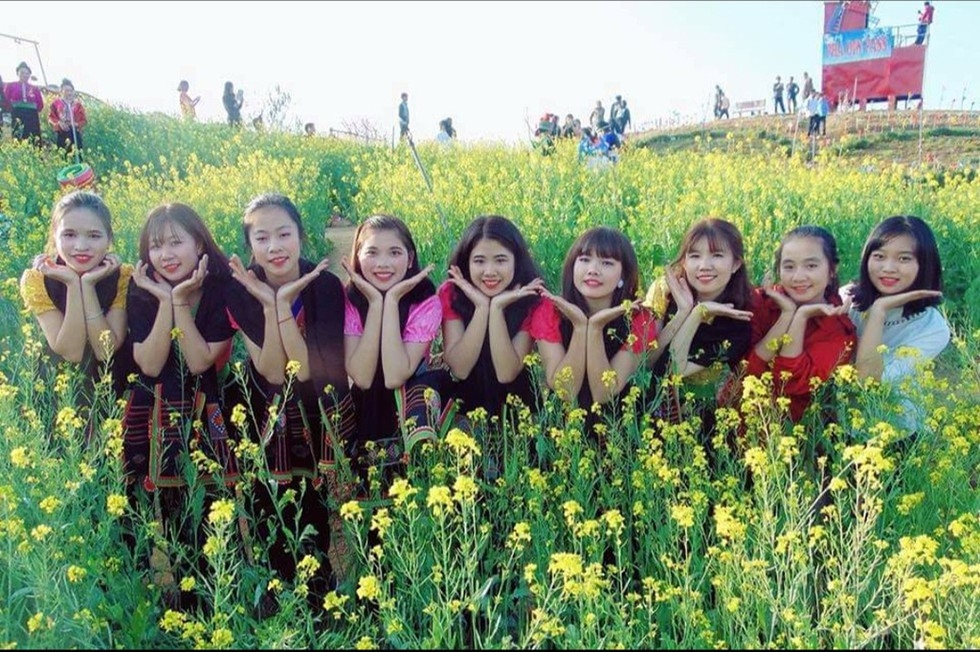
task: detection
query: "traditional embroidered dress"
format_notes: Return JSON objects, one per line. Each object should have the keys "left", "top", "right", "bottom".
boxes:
{"left": 225, "top": 259, "right": 355, "bottom": 484}
{"left": 345, "top": 287, "right": 448, "bottom": 498}
{"left": 121, "top": 273, "right": 238, "bottom": 490}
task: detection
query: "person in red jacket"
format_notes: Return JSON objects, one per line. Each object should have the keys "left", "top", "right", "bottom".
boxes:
{"left": 3, "top": 62, "right": 44, "bottom": 144}
{"left": 49, "top": 78, "right": 88, "bottom": 154}
{"left": 736, "top": 225, "right": 856, "bottom": 423}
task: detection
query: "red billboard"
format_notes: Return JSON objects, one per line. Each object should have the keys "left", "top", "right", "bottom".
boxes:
{"left": 821, "top": 1, "right": 925, "bottom": 109}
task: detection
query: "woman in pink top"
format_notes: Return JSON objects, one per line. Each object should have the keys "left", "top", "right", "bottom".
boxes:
{"left": 343, "top": 214, "right": 449, "bottom": 497}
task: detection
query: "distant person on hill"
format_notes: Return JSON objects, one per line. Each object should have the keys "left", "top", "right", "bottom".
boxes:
{"left": 773, "top": 75, "right": 786, "bottom": 114}
{"left": 177, "top": 80, "right": 200, "bottom": 121}
{"left": 787, "top": 76, "right": 800, "bottom": 113}
{"left": 577, "top": 127, "right": 599, "bottom": 160}
{"left": 806, "top": 92, "right": 820, "bottom": 136}
{"left": 436, "top": 117, "right": 456, "bottom": 145}
{"left": 718, "top": 93, "right": 730, "bottom": 120}
{"left": 589, "top": 100, "right": 605, "bottom": 130}
{"left": 560, "top": 113, "right": 576, "bottom": 139}
{"left": 802, "top": 72, "right": 815, "bottom": 101}
{"left": 5, "top": 62, "right": 44, "bottom": 144}
{"left": 915, "top": 1, "right": 934, "bottom": 45}
{"left": 304, "top": 122, "right": 316, "bottom": 136}
{"left": 48, "top": 79, "right": 87, "bottom": 154}
{"left": 398, "top": 92, "right": 410, "bottom": 139}
{"left": 714, "top": 85, "right": 724, "bottom": 118}
{"left": 617, "top": 100, "right": 632, "bottom": 134}
{"left": 610, "top": 95, "right": 624, "bottom": 134}
{"left": 222, "top": 81, "right": 244, "bottom": 127}
{"left": 597, "top": 121, "right": 622, "bottom": 162}
{"left": 817, "top": 91, "right": 830, "bottom": 135}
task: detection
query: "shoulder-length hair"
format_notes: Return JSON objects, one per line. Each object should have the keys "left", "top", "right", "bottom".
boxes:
{"left": 560, "top": 226, "right": 640, "bottom": 347}
{"left": 138, "top": 203, "right": 229, "bottom": 279}
{"left": 852, "top": 215, "right": 943, "bottom": 317}
{"left": 774, "top": 225, "right": 842, "bottom": 302}
{"left": 346, "top": 214, "right": 435, "bottom": 327}
{"left": 671, "top": 217, "right": 752, "bottom": 309}
{"left": 447, "top": 215, "right": 541, "bottom": 335}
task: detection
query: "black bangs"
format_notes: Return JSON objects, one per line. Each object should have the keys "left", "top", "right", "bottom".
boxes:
{"left": 574, "top": 228, "right": 625, "bottom": 261}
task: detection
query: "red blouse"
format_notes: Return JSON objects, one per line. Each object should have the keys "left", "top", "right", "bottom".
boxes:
{"left": 743, "top": 288, "right": 856, "bottom": 422}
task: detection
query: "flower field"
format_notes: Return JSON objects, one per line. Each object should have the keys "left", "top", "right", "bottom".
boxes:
{"left": 0, "top": 103, "right": 978, "bottom": 649}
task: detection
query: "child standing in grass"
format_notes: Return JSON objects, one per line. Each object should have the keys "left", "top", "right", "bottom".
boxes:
{"left": 735, "top": 225, "right": 856, "bottom": 423}
{"left": 20, "top": 191, "right": 132, "bottom": 426}
{"left": 343, "top": 215, "right": 448, "bottom": 497}
{"left": 543, "top": 226, "right": 657, "bottom": 435}
{"left": 224, "top": 192, "right": 353, "bottom": 596}
{"left": 644, "top": 218, "right": 753, "bottom": 445}
{"left": 439, "top": 215, "right": 566, "bottom": 419}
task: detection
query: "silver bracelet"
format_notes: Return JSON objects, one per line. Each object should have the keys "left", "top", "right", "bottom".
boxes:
{"left": 85, "top": 312, "right": 103, "bottom": 321}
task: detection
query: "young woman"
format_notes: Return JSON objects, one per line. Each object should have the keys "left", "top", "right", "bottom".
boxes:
{"left": 738, "top": 226, "right": 856, "bottom": 423}
{"left": 121, "top": 202, "right": 238, "bottom": 607}
{"left": 122, "top": 203, "right": 238, "bottom": 491}
{"left": 544, "top": 226, "right": 657, "bottom": 434}
{"left": 4, "top": 62, "right": 43, "bottom": 143}
{"left": 645, "top": 218, "right": 753, "bottom": 428}
{"left": 222, "top": 81, "right": 244, "bottom": 127}
{"left": 177, "top": 80, "right": 200, "bottom": 121}
{"left": 343, "top": 215, "right": 447, "bottom": 496}
{"left": 224, "top": 192, "right": 351, "bottom": 595}
{"left": 845, "top": 215, "right": 948, "bottom": 383}
{"left": 48, "top": 78, "right": 87, "bottom": 152}
{"left": 20, "top": 191, "right": 131, "bottom": 420}
{"left": 439, "top": 215, "right": 566, "bottom": 419}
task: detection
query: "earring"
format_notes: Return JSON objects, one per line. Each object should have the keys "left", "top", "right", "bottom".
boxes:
{"left": 617, "top": 279, "right": 624, "bottom": 288}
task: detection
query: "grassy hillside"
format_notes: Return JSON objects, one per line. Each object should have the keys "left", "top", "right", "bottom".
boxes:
{"left": 631, "top": 110, "right": 980, "bottom": 170}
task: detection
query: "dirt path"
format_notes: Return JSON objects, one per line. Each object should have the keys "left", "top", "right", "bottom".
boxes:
{"left": 323, "top": 225, "right": 357, "bottom": 276}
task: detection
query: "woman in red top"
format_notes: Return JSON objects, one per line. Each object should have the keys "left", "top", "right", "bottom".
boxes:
{"left": 48, "top": 78, "right": 88, "bottom": 153}
{"left": 739, "top": 225, "right": 856, "bottom": 423}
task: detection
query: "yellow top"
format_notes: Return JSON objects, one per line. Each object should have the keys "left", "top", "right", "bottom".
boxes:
{"left": 20, "top": 264, "right": 133, "bottom": 315}
{"left": 643, "top": 276, "right": 670, "bottom": 319}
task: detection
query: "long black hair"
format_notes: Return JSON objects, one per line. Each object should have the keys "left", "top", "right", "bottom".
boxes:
{"left": 447, "top": 215, "right": 542, "bottom": 335}
{"left": 773, "top": 225, "right": 842, "bottom": 303}
{"left": 346, "top": 214, "right": 435, "bottom": 334}
{"left": 851, "top": 215, "right": 943, "bottom": 318}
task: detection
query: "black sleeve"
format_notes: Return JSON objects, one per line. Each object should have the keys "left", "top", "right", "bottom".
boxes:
{"left": 689, "top": 317, "right": 752, "bottom": 369}
{"left": 196, "top": 278, "right": 236, "bottom": 343}
{"left": 223, "top": 278, "right": 265, "bottom": 345}
{"left": 126, "top": 283, "right": 159, "bottom": 344}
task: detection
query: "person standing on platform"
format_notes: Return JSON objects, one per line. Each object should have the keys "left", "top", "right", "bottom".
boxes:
{"left": 915, "top": 1, "right": 934, "bottom": 46}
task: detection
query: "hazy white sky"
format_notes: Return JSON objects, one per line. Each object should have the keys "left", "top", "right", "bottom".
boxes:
{"left": 3, "top": 1, "right": 978, "bottom": 143}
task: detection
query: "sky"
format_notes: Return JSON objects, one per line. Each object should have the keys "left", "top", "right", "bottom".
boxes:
{"left": 3, "top": 1, "right": 979, "bottom": 144}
